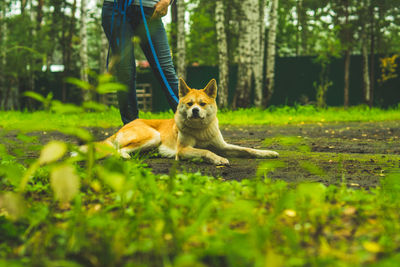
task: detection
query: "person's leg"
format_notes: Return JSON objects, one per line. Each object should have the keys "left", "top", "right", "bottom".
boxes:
{"left": 102, "top": 1, "right": 139, "bottom": 124}
{"left": 133, "top": 7, "right": 179, "bottom": 112}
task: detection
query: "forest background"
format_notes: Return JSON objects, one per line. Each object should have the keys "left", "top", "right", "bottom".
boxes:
{"left": 0, "top": 0, "right": 399, "bottom": 111}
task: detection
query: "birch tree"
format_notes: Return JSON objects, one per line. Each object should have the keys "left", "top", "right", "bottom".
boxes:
{"left": 343, "top": 2, "right": 351, "bottom": 108}
{"left": 359, "top": 0, "right": 371, "bottom": 105}
{"left": 263, "top": 0, "right": 278, "bottom": 107}
{"left": 296, "top": 0, "right": 309, "bottom": 55}
{"left": 253, "top": 0, "right": 266, "bottom": 107}
{"left": 61, "top": 0, "right": 77, "bottom": 102}
{"left": 368, "top": 2, "right": 375, "bottom": 107}
{"left": 234, "top": 0, "right": 252, "bottom": 108}
{"left": 79, "top": 0, "right": 90, "bottom": 101}
{"left": 362, "top": 30, "right": 371, "bottom": 105}
{"left": 177, "top": 0, "right": 186, "bottom": 80}
{"left": 0, "top": 0, "right": 7, "bottom": 109}
{"left": 215, "top": 0, "right": 229, "bottom": 108}
{"left": 332, "top": 0, "right": 355, "bottom": 108}
{"left": 170, "top": 0, "right": 178, "bottom": 65}
{"left": 28, "top": 0, "right": 36, "bottom": 106}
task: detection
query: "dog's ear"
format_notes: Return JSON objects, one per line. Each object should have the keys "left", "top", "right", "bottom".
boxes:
{"left": 179, "top": 78, "right": 190, "bottom": 98}
{"left": 203, "top": 79, "right": 217, "bottom": 99}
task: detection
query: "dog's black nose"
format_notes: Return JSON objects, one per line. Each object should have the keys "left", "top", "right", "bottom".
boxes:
{"left": 192, "top": 107, "right": 200, "bottom": 118}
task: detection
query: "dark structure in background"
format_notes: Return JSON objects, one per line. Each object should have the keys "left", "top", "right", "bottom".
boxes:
{"left": 34, "top": 55, "right": 400, "bottom": 112}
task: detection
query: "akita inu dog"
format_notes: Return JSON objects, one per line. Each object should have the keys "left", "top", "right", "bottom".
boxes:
{"left": 92, "top": 78, "right": 278, "bottom": 165}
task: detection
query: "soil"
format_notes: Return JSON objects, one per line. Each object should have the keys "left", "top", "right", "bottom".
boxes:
{"left": 2, "top": 121, "right": 400, "bottom": 188}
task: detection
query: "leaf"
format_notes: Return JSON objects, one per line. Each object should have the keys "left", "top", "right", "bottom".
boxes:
{"left": 283, "top": 209, "right": 297, "bottom": 217}
{"left": 50, "top": 164, "right": 80, "bottom": 203}
{"left": 82, "top": 101, "right": 108, "bottom": 112}
{"left": 264, "top": 249, "right": 285, "bottom": 267}
{"left": 363, "top": 241, "right": 382, "bottom": 253}
{"left": 23, "top": 91, "right": 46, "bottom": 103}
{"left": 96, "top": 82, "right": 127, "bottom": 94}
{"left": 96, "top": 166, "right": 125, "bottom": 192}
{"left": 0, "top": 163, "right": 24, "bottom": 187}
{"left": 51, "top": 101, "right": 84, "bottom": 114}
{"left": 0, "top": 192, "right": 25, "bottom": 221}
{"left": 39, "top": 141, "right": 67, "bottom": 165}
{"left": 296, "top": 183, "right": 326, "bottom": 203}
{"left": 97, "top": 73, "right": 113, "bottom": 84}
{"left": 65, "top": 77, "right": 92, "bottom": 90}
{"left": 0, "top": 143, "right": 7, "bottom": 156}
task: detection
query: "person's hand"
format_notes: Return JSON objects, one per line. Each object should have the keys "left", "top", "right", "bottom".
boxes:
{"left": 150, "top": 0, "right": 170, "bottom": 20}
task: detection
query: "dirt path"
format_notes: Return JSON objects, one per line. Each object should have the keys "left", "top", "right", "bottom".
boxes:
{"left": 2, "top": 121, "right": 400, "bottom": 188}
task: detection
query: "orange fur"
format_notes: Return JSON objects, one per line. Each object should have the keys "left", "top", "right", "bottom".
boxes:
{"left": 79, "top": 78, "right": 278, "bottom": 164}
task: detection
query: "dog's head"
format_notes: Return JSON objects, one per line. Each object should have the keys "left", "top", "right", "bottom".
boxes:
{"left": 176, "top": 78, "right": 218, "bottom": 128}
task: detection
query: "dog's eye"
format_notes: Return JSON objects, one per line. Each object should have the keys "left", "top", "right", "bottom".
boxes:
{"left": 200, "top": 102, "right": 206, "bottom": 106}
{"left": 187, "top": 102, "right": 193, "bottom": 106}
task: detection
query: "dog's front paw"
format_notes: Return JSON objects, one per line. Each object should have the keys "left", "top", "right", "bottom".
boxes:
{"left": 119, "top": 151, "right": 131, "bottom": 159}
{"left": 213, "top": 156, "right": 230, "bottom": 166}
{"left": 258, "top": 150, "right": 279, "bottom": 158}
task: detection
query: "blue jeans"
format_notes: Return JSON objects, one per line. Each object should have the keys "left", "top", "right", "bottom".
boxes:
{"left": 102, "top": 1, "right": 179, "bottom": 124}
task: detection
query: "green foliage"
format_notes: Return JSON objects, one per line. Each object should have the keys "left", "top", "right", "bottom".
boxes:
{"left": 187, "top": 0, "right": 218, "bottom": 65}
{"left": 1, "top": 79, "right": 400, "bottom": 265}
{"left": 1, "top": 143, "right": 400, "bottom": 265}
{"left": 2, "top": 105, "right": 400, "bottom": 130}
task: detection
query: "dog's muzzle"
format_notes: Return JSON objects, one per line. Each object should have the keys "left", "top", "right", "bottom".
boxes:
{"left": 191, "top": 107, "right": 201, "bottom": 119}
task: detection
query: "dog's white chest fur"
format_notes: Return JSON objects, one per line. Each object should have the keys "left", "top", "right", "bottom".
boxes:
{"left": 180, "top": 119, "right": 220, "bottom": 148}
{"left": 193, "top": 126, "right": 218, "bottom": 148}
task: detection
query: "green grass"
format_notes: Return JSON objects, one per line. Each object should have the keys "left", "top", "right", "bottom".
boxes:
{"left": 1, "top": 153, "right": 400, "bottom": 266}
{"left": 1, "top": 107, "right": 400, "bottom": 266}
{"left": 1, "top": 105, "right": 400, "bottom": 131}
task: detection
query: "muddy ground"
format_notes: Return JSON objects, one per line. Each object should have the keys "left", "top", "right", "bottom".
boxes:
{"left": 2, "top": 121, "right": 400, "bottom": 188}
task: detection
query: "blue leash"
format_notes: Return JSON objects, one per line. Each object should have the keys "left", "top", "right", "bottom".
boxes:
{"left": 139, "top": 0, "right": 179, "bottom": 103}
{"left": 106, "top": 0, "right": 179, "bottom": 104}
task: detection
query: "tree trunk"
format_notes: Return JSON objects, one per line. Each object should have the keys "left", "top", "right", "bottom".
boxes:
{"left": 2, "top": 0, "right": 21, "bottom": 110}
{"left": 80, "top": 0, "right": 90, "bottom": 101}
{"left": 296, "top": 0, "right": 308, "bottom": 55}
{"left": 361, "top": 30, "right": 371, "bottom": 105}
{"left": 262, "top": 0, "right": 279, "bottom": 107}
{"left": 170, "top": 0, "right": 178, "bottom": 65}
{"left": 177, "top": 0, "right": 186, "bottom": 80}
{"left": 100, "top": 31, "right": 108, "bottom": 74}
{"left": 343, "top": 0, "right": 350, "bottom": 108}
{"left": 28, "top": 0, "right": 35, "bottom": 107}
{"left": 62, "top": 0, "right": 77, "bottom": 102}
{"left": 17, "top": 0, "right": 35, "bottom": 109}
{"left": 21, "top": 0, "right": 27, "bottom": 14}
{"left": 344, "top": 50, "right": 350, "bottom": 107}
{"left": 0, "top": 0, "right": 7, "bottom": 110}
{"left": 253, "top": 0, "right": 265, "bottom": 107}
{"left": 295, "top": 0, "right": 300, "bottom": 56}
{"left": 37, "top": 0, "right": 44, "bottom": 31}
{"left": 215, "top": 0, "right": 229, "bottom": 108}
{"left": 369, "top": 2, "right": 375, "bottom": 107}
{"left": 260, "top": 0, "right": 267, "bottom": 78}
{"left": 234, "top": 0, "right": 252, "bottom": 108}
